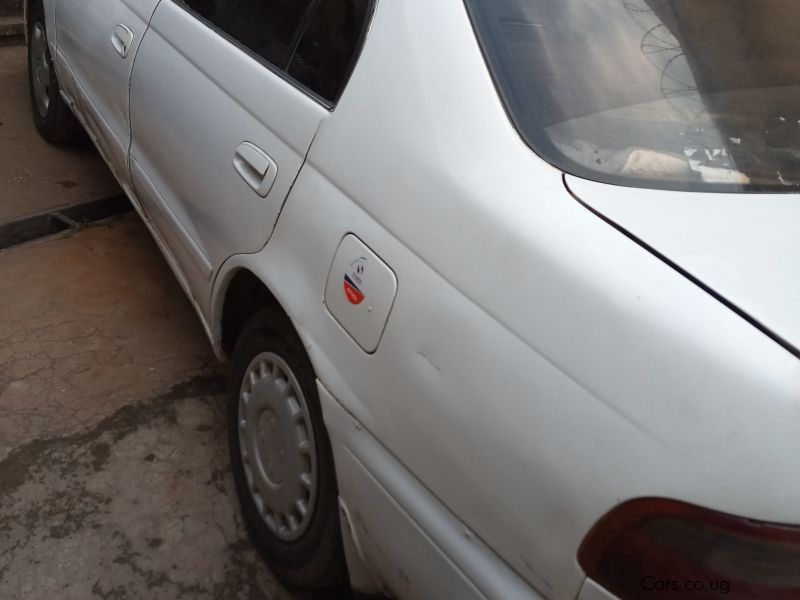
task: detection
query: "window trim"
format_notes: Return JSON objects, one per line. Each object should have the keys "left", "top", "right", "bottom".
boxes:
{"left": 283, "top": 0, "right": 321, "bottom": 71}
{"left": 171, "top": 0, "right": 375, "bottom": 109}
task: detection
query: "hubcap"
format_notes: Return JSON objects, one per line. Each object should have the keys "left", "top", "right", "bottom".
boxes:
{"left": 238, "top": 352, "right": 318, "bottom": 542}
{"left": 30, "top": 23, "right": 51, "bottom": 118}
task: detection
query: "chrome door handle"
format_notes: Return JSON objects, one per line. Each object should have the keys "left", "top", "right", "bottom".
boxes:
{"left": 233, "top": 142, "right": 278, "bottom": 197}
{"left": 111, "top": 23, "right": 134, "bottom": 58}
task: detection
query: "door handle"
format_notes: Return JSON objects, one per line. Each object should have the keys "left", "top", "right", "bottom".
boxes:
{"left": 233, "top": 142, "right": 278, "bottom": 197}
{"left": 111, "top": 23, "right": 134, "bottom": 58}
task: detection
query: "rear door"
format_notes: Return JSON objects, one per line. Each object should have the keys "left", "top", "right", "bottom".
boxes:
{"left": 55, "top": 0, "right": 161, "bottom": 185}
{"left": 129, "top": 0, "right": 365, "bottom": 306}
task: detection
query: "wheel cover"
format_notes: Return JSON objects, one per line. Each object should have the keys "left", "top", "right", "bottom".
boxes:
{"left": 238, "top": 352, "right": 318, "bottom": 542}
{"left": 30, "top": 23, "right": 51, "bottom": 118}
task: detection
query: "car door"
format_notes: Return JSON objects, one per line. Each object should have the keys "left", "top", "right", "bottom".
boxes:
{"left": 129, "top": 0, "right": 338, "bottom": 311}
{"left": 55, "top": 0, "right": 161, "bottom": 186}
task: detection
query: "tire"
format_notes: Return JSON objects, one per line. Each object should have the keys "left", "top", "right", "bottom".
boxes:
{"left": 228, "top": 308, "right": 347, "bottom": 589}
{"left": 27, "top": 1, "right": 82, "bottom": 144}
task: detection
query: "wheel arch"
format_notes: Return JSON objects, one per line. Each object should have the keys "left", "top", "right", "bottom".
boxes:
{"left": 214, "top": 267, "right": 295, "bottom": 363}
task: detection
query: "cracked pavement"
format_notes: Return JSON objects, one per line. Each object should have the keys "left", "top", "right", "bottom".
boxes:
{"left": 0, "top": 217, "right": 309, "bottom": 599}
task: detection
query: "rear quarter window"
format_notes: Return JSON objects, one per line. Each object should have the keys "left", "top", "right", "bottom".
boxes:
{"left": 178, "top": 0, "right": 371, "bottom": 104}
{"left": 289, "top": 0, "right": 371, "bottom": 102}
{"left": 181, "top": 0, "right": 314, "bottom": 68}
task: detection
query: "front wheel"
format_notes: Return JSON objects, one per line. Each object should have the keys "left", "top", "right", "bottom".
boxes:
{"left": 27, "top": 2, "right": 82, "bottom": 144}
{"left": 228, "top": 308, "right": 347, "bottom": 589}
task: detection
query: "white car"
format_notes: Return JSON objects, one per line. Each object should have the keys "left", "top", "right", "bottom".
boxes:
{"left": 26, "top": 0, "right": 800, "bottom": 597}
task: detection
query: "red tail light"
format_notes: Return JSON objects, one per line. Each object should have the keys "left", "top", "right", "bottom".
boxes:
{"left": 578, "top": 498, "right": 800, "bottom": 599}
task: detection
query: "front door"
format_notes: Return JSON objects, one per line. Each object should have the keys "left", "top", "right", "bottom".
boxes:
{"left": 55, "top": 0, "right": 161, "bottom": 185}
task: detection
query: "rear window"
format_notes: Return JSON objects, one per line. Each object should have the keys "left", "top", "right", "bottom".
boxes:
{"left": 464, "top": 0, "right": 800, "bottom": 192}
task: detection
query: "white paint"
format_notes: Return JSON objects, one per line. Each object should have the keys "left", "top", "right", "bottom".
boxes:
{"left": 46, "top": 0, "right": 800, "bottom": 597}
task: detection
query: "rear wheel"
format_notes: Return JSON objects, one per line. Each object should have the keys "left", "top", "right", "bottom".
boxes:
{"left": 28, "top": 2, "right": 82, "bottom": 144}
{"left": 228, "top": 308, "right": 347, "bottom": 588}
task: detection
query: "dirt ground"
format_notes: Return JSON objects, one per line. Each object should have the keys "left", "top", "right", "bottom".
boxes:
{"left": 0, "top": 41, "right": 320, "bottom": 600}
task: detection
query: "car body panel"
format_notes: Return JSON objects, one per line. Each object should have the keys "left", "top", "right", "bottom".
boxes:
{"left": 54, "top": 0, "right": 161, "bottom": 185}
{"left": 38, "top": 0, "right": 800, "bottom": 597}
{"left": 578, "top": 578, "right": 618, "bottom": 600}
{"left": 215, "top": 154, "right": 800, "bottom": 600}
{"left": 129, "top": 154, "right": 213, "bottom": 304}
{"left": 320, "top": 382, "right": 542, "bottom": 600}
{"left": 210, "top": 0, "right": 800, "bottom": 597}
{"left": 129, "top": 0, "right": 328, "bottom": 311}
{"left": 566, "top": 174, "right": 800, "bottom": 358}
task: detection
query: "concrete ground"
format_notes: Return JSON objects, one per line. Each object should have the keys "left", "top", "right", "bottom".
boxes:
{"left": 0, "top": 38, "right": 329, "bottom": 600}
{"left": 0, "top": 218, "right": 313, "bottom": 600}
{"left": 0, "top": 44, "right": 119, "bottom": 222}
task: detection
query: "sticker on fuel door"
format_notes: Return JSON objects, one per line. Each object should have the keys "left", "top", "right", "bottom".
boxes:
{"left": 344, "top": 258, "right": 367, "bottom": 305}
{"left": 324, "top": 234, "right": 397, "bottom": 352}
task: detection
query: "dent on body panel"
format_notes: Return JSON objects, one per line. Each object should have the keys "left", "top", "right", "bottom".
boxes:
{"left": 416, "top": 350, "right": 442, "bottom": 376}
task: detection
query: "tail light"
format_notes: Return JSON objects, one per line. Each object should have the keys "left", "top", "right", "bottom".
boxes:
{"left": 578, "top": 498, "right": 800, "bottom": 599}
